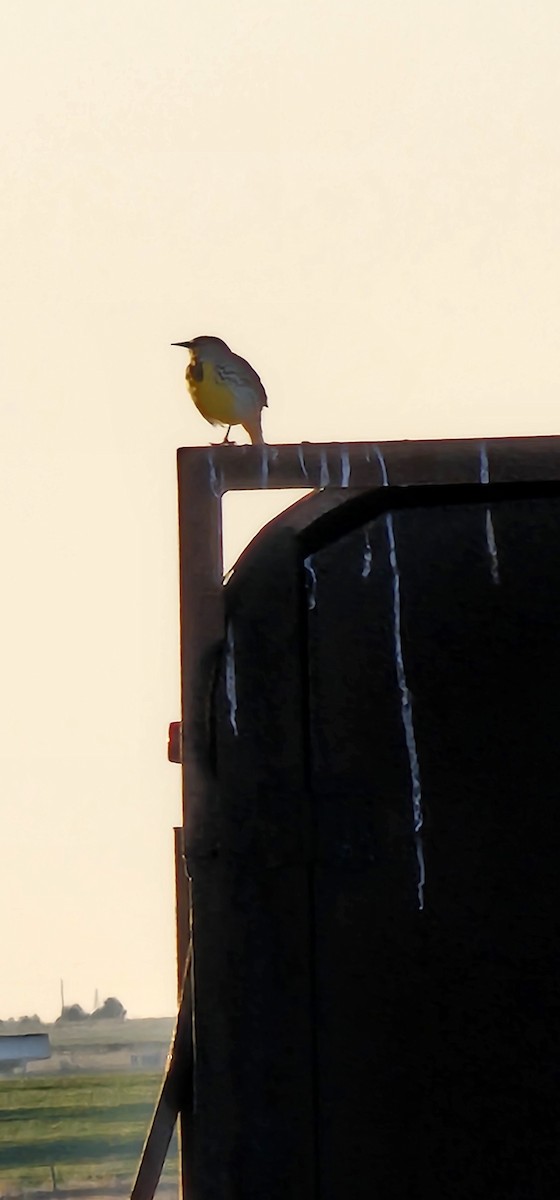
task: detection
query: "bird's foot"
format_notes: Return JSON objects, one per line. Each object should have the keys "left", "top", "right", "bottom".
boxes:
{"left": 210, "top": 426, "right": 236, "bottom": 446}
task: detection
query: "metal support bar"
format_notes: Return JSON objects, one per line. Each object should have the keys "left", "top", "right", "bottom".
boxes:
{"left": 129, "top": 941, "right": 193, "bottom": 1200}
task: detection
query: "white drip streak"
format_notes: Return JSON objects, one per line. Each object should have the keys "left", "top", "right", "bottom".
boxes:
{"left": 297, "top": 445, "right": 309, "bottom": 479}
{"left": 479, "top": 444, "right": 500, "bottom": 586}
{"left": 319, "top": 450, "right": 330, "bottom": 488}
{"left": 340, "top": 446, "right": 351, "bottom": 487}
{"left": 362, "top": 530, "right": 372, "bottom": 578}
{"left": 304, "top": 555, "right": 318, "bottom": 610}
{"left": 225, "top": 622, "right": 239, "bottom": 736}
{"left": 479, "top": 444, "right": 490, "bottom": 486}
{"left": 260, "top": 445, "right": 269, "bottom": 488}
{"left": 208, "top": 451, "right": 221, "bottom": 498}
{"left": 374, "top": 447, "right": 425, "bottom": 910}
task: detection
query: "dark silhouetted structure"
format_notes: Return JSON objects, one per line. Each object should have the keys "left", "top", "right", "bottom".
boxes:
{"left": 134, "top": 438, "right": 560, "bottom": 1200}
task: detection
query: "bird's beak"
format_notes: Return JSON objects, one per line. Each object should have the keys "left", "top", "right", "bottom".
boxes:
{"left": 171, "top": 341, "right": 192, "bottom": 348}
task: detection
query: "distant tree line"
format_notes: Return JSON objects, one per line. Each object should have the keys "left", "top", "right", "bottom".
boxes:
{"left": 0, "top": 1014, "right": 45, "bottom": 1029}
{"left": 57, "top": 996, "right": 127, "bottom": 1023}
{"left": 0, "top": 997, "right": 127, "bottom": 1026}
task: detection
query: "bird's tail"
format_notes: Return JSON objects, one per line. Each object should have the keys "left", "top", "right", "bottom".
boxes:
{"left": 243, "top": 413, "right": 265, "bottom": 445}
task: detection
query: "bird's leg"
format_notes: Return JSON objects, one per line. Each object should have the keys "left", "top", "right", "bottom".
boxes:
{"left": 210, "top": 426, "right": 236, "bottom": 446}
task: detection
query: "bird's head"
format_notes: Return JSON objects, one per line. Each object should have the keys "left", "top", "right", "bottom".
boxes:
{"left": 171, "top": 335, "right": 231, "bottom": 360}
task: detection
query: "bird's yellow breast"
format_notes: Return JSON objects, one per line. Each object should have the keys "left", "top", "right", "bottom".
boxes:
{"left": 186, "top": 360, "right": 238, "bottom": 427}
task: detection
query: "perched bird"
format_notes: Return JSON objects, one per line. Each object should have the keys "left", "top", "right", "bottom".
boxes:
{"left": 172, "top": 334, "right": 268, "bottom": 444}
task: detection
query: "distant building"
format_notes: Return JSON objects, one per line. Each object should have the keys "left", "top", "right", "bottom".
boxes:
{"left": 0, "top": 1033, "right": 51, "bottom": 1073}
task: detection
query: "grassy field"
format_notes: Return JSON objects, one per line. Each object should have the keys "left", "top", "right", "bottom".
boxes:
{"left": 0, "top": 1071, "right": 178, "bottom": 1195}
{"left": 0, "top": 1021, "right": 178, "bottom": 1198}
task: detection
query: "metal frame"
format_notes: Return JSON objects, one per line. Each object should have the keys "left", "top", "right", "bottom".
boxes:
{"left": 176, "top": 435, "right": 560, "bottom": 832}
{"left": 133, "top": 435, "right": 560, "bottom": 1200}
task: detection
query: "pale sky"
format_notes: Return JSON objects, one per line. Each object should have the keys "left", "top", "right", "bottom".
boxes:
{"left": 2, "top": 0, "right": 560, "bottom": 1020}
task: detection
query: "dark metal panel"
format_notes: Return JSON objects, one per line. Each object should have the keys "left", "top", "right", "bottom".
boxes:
{"left": 188, "top": 527, "right": 316, "bottom": 1200}
{"left": 190, "top": 862, "right": 316, "bottom": 1200}
{"left": 307, "top": 490, "right": 560, "bottom": 1198}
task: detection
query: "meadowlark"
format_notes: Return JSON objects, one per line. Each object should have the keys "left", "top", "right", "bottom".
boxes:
{"left": 172, "top": 335, "right": 268, "bottom": 444}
